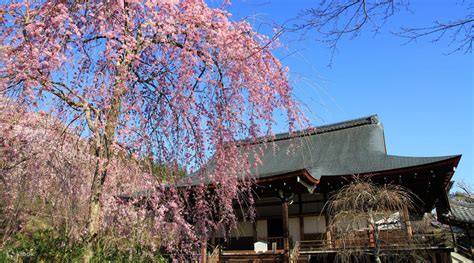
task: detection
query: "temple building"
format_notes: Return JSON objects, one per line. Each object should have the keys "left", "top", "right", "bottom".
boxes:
{"left": 210, "top": 115, "right": 462, "bottom": 262}
{"left": 441, "top": 197, "right": 474, "bottom": 260}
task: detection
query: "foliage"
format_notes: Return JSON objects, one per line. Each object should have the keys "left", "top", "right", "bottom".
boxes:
{"left": 1, "top": 229, "right": 81, "bottom": 262}
{"left": 0, "top": 104, "right": 163, "bottom": 261}
{"left": 0, "top": 229, "right": 167, "bottom": 263}
{"left": 0, "top": 0, "right": 302, "bottom": 260}
{"left": 0, "top": 98, "right": 93, "bottom": 244}
{"left": 139, "top": 157, "right": 186, "bottom": 181}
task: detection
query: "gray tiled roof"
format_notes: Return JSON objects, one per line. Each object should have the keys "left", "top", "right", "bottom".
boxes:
{"left": 448, "top": 199, "right": 474, "bottom": 224}
{"left": 122, "top": 115, "right": 460, "bottom": 196}
{"left": 245, "top": 115, "right": 459, "bottom": 180}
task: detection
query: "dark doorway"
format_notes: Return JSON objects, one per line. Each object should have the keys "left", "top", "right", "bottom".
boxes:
{"left": 267, "top": 218, "right": 283, "bottom": 237}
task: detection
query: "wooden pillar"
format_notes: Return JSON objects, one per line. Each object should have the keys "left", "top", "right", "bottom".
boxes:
{"left": 298, "top": 194, "right": 304, "bottom": 241}
{"left": 402, "top": 206, "right": 413, "bottom": 239}
{"left": 449, "top": 225, "right": 457, "bottom": 252}
{"left": 323, "top": 193, "right": 332, "bottom": 248}
{"left": 282, "top": 201, "right": 290, "bottom": 263}
{"left": 253, "top": 221, "right": 257, "bottom": 242}
{"left": 299, "top": 217, "right": 304, "bottom": 241}
{"left": 201, "top": 238, "right": 207, "bottom": 263}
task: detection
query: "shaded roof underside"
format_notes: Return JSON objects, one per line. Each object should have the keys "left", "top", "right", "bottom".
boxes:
{"left": 247, "top": 115, "right": 459, "bottom": 181}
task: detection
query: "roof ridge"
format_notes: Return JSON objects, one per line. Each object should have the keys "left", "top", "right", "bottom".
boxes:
{"left": 313, "top": 114, "right": 379, "bottom": 134}
{"left": 237, "top": 114, "right": 380, "bottom": 146}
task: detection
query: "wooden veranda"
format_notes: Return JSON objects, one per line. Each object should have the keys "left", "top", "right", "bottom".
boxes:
{"left": 208, "top": 231, "right": 453, "bottom": 262}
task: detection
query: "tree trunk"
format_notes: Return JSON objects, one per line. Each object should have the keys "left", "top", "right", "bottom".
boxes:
{"left": 83, "top": 153, "right": 109, "bottom": 262}
{"left": 369, "top": 212, "right": 381, "bottom": 263}
{"left": 82, "top": 91, "right": 123, "bottom": 262}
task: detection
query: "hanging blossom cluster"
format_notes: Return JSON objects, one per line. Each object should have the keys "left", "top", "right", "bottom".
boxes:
{"left": 0, "top": 98, "right": 155, "bottom": 243}
{"left": 0, "top": 98, "right": 92, "bottom": 241}
{"left": 1, "top": 0, "right": 302, "bottom": 256}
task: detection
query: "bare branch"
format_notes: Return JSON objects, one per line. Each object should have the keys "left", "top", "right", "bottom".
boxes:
{"left": 292, "top": 1, "right": 472, "bottom": 64}
{"left": 324, "top": 176, "right": 423, "bottom": 262}
{"left": 396, "top": 17, "right": 474, "bottom": 54}
{"left": 292, "top": 0, "right": 406, "bottom": 65}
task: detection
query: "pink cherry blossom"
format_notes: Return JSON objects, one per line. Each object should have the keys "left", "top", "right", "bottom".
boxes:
{"left": 0, "top": 0, "right": 304, "bottom": 260}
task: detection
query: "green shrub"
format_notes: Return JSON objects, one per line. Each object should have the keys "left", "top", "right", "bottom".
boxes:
{"left": 92, "top": 239, "right": 167, "bottom": 263}
{"left": 0, "top": 229, "right": 167, "bottom": 262}
{"left": 0, "top": 229, "right": 81, "bottom": 262}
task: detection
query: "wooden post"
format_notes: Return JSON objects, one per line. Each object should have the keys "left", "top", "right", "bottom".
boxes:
{"left": 299, "top": 217, "right": 304, "bottom": 242}
{"left": 324, "top": 216, "right": 332, "bottom": 248}
{"left": 323, "top": 193, "right": 332, "bottom": 248}
{"left": 253, "top": 221, "right": 257, "bottom": 242}
{"left": 299, "top": 194, "right": 304, "bottom": 241}
{"left": 282, "top": 201, "right": 290, "bottom": 263}
{"left": 402, "top": 206, "right": 413, "bottom": 239}
{"left": 201, "top": 238, "right": 207, "bottom": 263}
{"left": 449, "top": 225, "right": 457, "bottom": 252}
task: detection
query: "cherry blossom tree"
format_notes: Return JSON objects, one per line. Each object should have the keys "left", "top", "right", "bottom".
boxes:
{"left": 0, "top": 97, "right": 93, "bottom": 244}
{"left": 1, "top": 0, "right": 301, "bottom": 260}
{"left": 0, "top": 97, "right": 162, "bottom": 260}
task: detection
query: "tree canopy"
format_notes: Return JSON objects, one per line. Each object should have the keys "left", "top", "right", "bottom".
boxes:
{"left": 1, "top": 0, "right": 301, "bottom": 260}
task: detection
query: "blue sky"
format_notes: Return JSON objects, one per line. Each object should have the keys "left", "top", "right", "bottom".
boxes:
{"left": 222, "top": 1, "right": 473, "bottom": 188}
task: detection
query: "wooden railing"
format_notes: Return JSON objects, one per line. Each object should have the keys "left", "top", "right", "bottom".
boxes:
{"left": 266, "top": 236, "right": 285, "bottom": 250}
{"left": 299, "top": 239, "right": 333, "bottom": 251}
{"left": 298, "top": 233, "right": 451, "bottom": 252}
{"left": 454, "top": 243, "right": 474, "bottom": 259}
